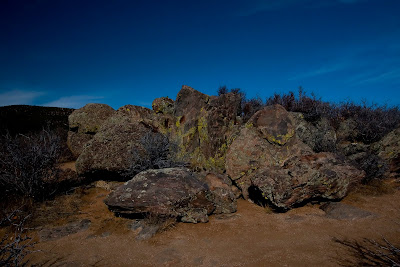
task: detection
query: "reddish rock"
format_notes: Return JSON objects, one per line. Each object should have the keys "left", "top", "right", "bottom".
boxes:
{"left": 250, "top": 153, "right": 365, "bottom": 210}
{"left": 248, "top": 104, "right": 295, "bottom": 145}
{"left": 225, "top": 105, "right": 312, "bottom": 197}
{"left": 203, "top": 173, "right": 237, "bottom": 214}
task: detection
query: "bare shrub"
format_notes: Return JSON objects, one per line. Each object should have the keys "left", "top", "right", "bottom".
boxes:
{"left": 266, "top": 87, "right": 335, "bottom": 122}
{"left": 334, "top": 237, "right": 400, "bottom": 266}
{"left": 337, "top": 101, "right": 400, "bottom": 143}
{"left": 242, "top": 96, "right": 264, "bottom": 122}
{"left": 129, "top": 131, "right": 186, "bottom": 174}
{"left": 0, "top": 209, "right": 35, "bottom": 267}
{"left": 350, "top": 152, "right": 388, "bottom": 184}
{"left": 266, "top": 88, "right": 400, "bottom": 143}
{"left": 217, "top": 85, "right": 228, "bottom": 96}
{"left": 0, "top": 129, "right": 61, "bottom": 200}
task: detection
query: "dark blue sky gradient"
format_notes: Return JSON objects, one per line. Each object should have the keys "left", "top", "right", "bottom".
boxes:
{"left": 1, "top": 0, "right": 399, "bottom": 109}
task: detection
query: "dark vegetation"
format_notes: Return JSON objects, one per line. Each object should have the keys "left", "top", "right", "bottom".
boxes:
{"left": 0, "top": 129, "right": 62, "bottom": 201}
{"left": 334, "top": 237, "right": 400, "bottom": 266}
{"left": 0, "top": 209, "right": 35, "bottom": 267}
{"left": 219, "top": 85, "right": 400, "bottom": 144}
{"left": 0, "top": 88, "right": 399, "bottom": 265}
{"left": 0, "top": 105, "right": 74, "bottom": 162}
{"left": 129, "top": 131, "right": 186, "bottom": 175}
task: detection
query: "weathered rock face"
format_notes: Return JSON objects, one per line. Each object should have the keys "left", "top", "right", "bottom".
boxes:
{"left": 171, "top": 85, "right": 241, "bottom": 171}
{"left": 152, "top": 97, "right": 174, "bottom": 115}
{"left": 225, "top": 104, "right": 364, "bottom": 209}
{"left": 67, "top": 103, "right": 115, "bottom": 158}
{"left": 225, "top": 105, "right": 312, "bottom": 198}
{"left": 203, "top": 173, "right": 237, "bottom": 214}
{"left": 104, "top": 168, "right": 215, "bottom": 223}
{"left": 75, "top": 105, "right": 159, "bottom": 179}
{"left": 372, "top": 127, "right": 400, "bottom": 178}
{"left": 249, "top": 105, "right": 295, "bottom": 145}
{"left": 250, "top": 153, "right": 364, "bottom": 210}
{"left": 291, "top": 113, "right": 337, "bottom": 152}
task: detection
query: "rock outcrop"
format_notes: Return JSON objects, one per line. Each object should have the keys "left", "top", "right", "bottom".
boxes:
{"left": 372, "top": 127, "right": 400, "bottom": 178}
{"left": 225, "top": 105, "right": 364, "bottom": 209}
{"left": 291, "top": 113, "right": 337, "bottom": 152}
{"left": 171, "top": 85, "right": 242, "bottom": 171}
{"left": 104, "top": 168, "right": 215, "bottom": 223}
{"left": 152, "top": 97, "right": 174, "bottom": 115}
{"left": 225, "top": 105, "right": 312, "bottom": 198}
{"left": 67, "top": 103, "right": 115, "bottom": 158}
{"left": 250, "top": 153, "right": 364, "bottom": 210}
{"left": 75, "top": 105, "right": 159, "bottom": 179}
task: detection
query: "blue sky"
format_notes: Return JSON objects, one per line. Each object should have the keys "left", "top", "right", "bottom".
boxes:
{"left": 1, "top": 0, "right": 399, "bottom": 109}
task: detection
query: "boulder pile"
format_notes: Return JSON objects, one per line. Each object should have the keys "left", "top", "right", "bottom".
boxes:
{"left": 66, "top": 85, "right": 399, "bottom": 225}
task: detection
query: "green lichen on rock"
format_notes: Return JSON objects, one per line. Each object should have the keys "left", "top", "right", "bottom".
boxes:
{"left": 152, "top": 97, "right": 174, "bottom": 115}
{"left": 197, "top": 116, "right": 209, "bottom": 143}
{"left": 265, "top": 128, "right": 295, "bottom": 146}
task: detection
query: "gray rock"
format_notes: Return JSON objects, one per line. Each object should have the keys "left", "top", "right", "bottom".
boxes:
{"left": 104, "top": 168, "right": 215, "bottom": 223}
{"left": 320, "top": 202, "right": 375, "bottom": 220}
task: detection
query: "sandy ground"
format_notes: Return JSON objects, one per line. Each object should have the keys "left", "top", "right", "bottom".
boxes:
{"left": 20, "top": 176, "right": 400, "bottom": 267}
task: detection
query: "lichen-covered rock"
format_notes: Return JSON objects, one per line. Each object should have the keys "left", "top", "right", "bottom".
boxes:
{"left": 225, "top": 105, "right": 312, "bottom": 198}
{"left": 372, "top": 127, "right": 400, "bottom": 178}
{"left": 152, "top": 97, "right": 174, "bottom": 115}
{"left": 291, "top": 113, "right": 337, "bottom": 152}
{"left": 203, "top": 173, "right": 237, "bottom": 214}
{"left": 171, "top": 85, "right": 241, "bottom": 172}
{"left": 67, "top": 103, "right": 115, "bottom": 158}
{"left": 248, "top": 105, "right": 295, "bottom": 145}
{"left": 250, "top": 153, "right": 365, "bottom": 210}
{"left": 104, "top": 168, "right": 215, "bottom": 223}
{"left": 75, "top": 105, "right": 159, "bottom": 179}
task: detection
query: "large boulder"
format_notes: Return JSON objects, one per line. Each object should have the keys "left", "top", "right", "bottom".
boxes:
{"left": 225, "top": 105, "right": 312, "bottom": 198}
{"left": 67, "top": 103, "right": 115, "bottom": 158}
{"left": 75, "top": 105, "right": 160, "bottom": 179}
{"left": 104, "top": 168, "right": 215, "bottom": 223}
{"left": 225, "top": 104, "right": 364, "bottom": 209}
{"left": 171, "top": 85, "right": 242, "bottom": 171}
{"left": 250, "top": 153, "right": 364, "bottom": 210}
{"left": 372, "top": 127, "right": 400, "bottom": 178}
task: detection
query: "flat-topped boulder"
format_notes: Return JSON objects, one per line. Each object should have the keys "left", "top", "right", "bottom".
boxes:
{"left": 104, "top": 168, "right": 215, "bottom": 223}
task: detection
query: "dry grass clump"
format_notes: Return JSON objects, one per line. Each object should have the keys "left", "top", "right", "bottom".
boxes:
{"left": 334, "top": 237, "right": 400, "bottom": 266}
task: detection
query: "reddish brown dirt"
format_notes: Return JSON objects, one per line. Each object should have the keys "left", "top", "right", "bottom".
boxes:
{"left": 22, "top": 180, "right": 400, "bottom": 267}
